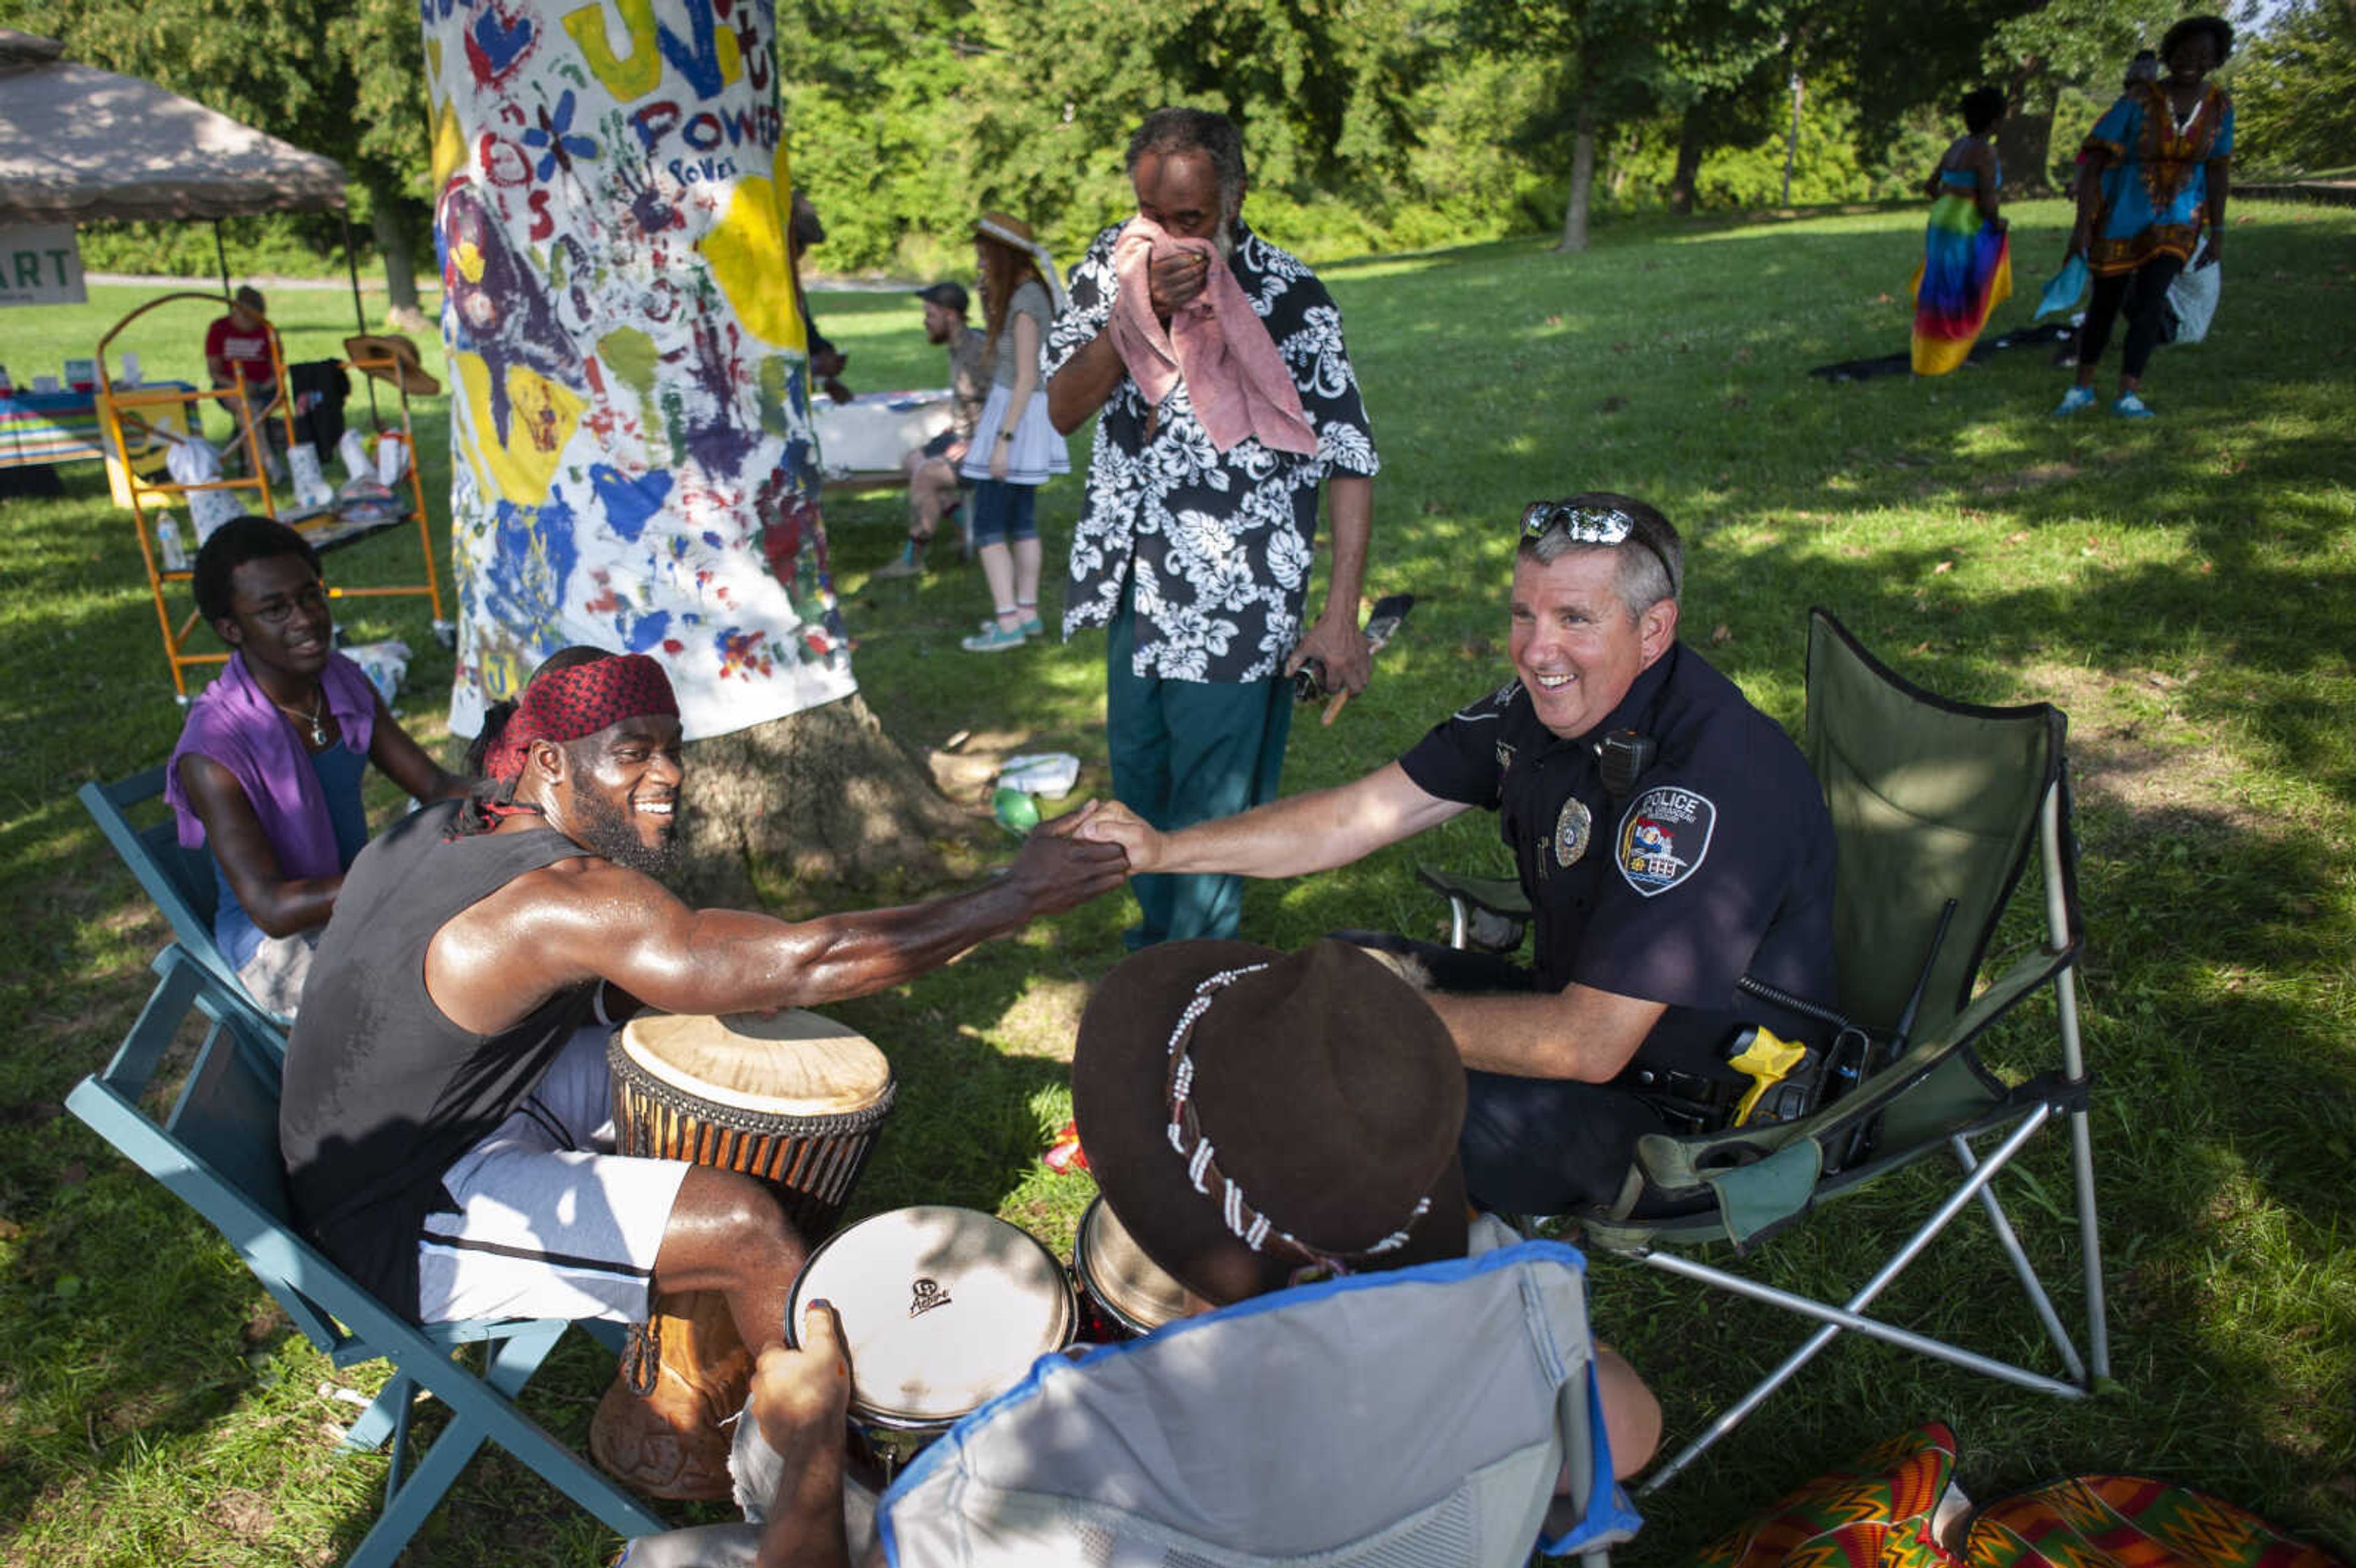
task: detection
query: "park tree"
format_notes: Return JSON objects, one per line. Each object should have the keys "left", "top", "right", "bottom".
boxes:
{"left": 2230, "top": 0, "right": 2356, "bottom": 175}
{"left": 1987, "top": 0, "right": 2188, "bottom": 188}
{"left": 25, "top": 0, "right": 435, "bottom": 315}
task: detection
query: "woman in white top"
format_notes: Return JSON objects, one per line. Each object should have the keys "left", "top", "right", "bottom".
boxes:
{"left": 958, "top": 212, "right": 1071, "bottom": 653}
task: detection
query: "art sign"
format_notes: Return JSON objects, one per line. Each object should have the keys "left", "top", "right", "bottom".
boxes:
{"left": 0, "top": 226, "right": 85, "bottom": 307}
{"left": 424, "top": 0, "right": 853, "bottom": 740}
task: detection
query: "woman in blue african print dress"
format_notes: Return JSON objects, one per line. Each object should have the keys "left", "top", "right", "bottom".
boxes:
{"left": 2057, "top": 15, "right": 2233, "bottom": 420}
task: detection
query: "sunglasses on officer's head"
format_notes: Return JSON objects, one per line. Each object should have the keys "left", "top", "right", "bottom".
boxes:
{"left": 1518, "top": 501, "right": 1679, "bottom": 594}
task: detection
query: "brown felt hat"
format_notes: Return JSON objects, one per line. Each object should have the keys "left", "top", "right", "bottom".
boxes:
{"left": 344, "top": 333, "right": 441, "bottom": 397}
{"left": 1071, "top": 939, "right": 1468, "bottom": 1307}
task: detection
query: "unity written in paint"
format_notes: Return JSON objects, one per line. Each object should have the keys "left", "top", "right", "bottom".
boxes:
{"left": 425, "top": 0, "right": 855, "bottom": 741}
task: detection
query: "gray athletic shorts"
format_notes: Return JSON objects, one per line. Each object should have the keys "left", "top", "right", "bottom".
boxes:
{"left": 415, "top": 1023, "right": 693, "bottom": 1324}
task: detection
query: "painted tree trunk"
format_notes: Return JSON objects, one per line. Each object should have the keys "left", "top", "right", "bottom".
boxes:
{"left": 422, "top": 0, "right": 854, "bottom": 744}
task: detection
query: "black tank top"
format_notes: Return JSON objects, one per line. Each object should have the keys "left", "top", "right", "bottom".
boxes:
{"left": 280, "top": 799, "right": 596, "bottom": 1318}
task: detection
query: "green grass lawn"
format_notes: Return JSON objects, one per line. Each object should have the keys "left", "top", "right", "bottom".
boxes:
{"left": 3, "top": 198, "right": 2353, "bottom": 1564}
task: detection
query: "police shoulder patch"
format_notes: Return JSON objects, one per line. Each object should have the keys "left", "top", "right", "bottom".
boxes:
{"left": 1615, "top": 785, "right": 1715, "bottom": 897}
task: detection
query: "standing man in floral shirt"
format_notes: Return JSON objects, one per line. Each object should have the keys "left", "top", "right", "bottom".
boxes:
{"left": 1046, "top": 106, "right": 1380, "bottom": 948}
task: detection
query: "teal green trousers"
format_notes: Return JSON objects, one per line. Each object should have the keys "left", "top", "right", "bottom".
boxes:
{"left": 1104, "top": 588, "right": 1295, "bottom": 947}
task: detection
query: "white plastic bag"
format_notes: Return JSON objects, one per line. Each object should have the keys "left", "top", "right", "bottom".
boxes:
{"left": 287, "top": 441, "right": 336, "bottom": 509}
{"left": 375, "top": 431, "right": 412, "bottom": 485}
{"left": 341, "top": 639, "right": 412, "bottom": 705}
{"left": 337, "top": 428, "right": 374, "bottom": 485}
{"left": 2168, "top": 261, "right": 2221, "bottom": 344}
{"left": 166, "top": 436, "right": 244, "bottom": 540}
{"left": 996, "top": 753, "right": 1080, "bottom": 799}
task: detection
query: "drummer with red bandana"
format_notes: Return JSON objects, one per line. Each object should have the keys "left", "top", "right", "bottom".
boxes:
{"left": 277, "top": 648, "right": 1127, "bottom": 1473}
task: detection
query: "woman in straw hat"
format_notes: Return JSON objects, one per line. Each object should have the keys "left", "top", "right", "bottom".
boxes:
{"left": 957, "top": 213, "right": 1071, "bottom": 653}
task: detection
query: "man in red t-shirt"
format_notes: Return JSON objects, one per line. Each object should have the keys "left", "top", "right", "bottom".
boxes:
{"left": 204, "top": 286, "right": 283, "bottom": 478}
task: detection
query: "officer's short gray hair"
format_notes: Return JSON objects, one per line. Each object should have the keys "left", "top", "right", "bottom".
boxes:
{"left": 1518, "top": 493, "right": 1682, "bottom": 618}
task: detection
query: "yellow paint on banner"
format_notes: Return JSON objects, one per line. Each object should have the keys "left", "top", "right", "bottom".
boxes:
{"left": 564, "top": 0, "right": 659, "bottom": 102}
{"left": 432, "top": 97, "right": 467, "bottom": 193}
{"left": 454, "top": 352, "right": 586, "bottom": 504}
{"left": 701, "top": 175, "right": 803, "bottom": 351}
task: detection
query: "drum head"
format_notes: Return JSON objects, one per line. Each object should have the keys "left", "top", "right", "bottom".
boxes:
{"left": 1077, "top": 1194, "right": 1190, "bottom": 1334}
{"left": 789, "top": 1206, "right": 1074, "bottom": 1427}
{"left": 620, "top": 1010, "right": 891, "bottom": 1115}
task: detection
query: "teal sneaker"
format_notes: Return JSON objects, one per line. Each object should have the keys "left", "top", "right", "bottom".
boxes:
{"left": 974, "top": 613, "right": 1044, "bottom": 637}
{"left": 2054, "top": 386, "right": 2096, "bottom": 417}
{"left": 2112, "top": 392, "right": 2157, "bottom": 420}
{"left": 961, "top": 622, "right": 1028, "bottom": 653}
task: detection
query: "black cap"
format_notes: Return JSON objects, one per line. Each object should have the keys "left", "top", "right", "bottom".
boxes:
{"left": 913, "top": 280, "right": 969, "bottom": 314}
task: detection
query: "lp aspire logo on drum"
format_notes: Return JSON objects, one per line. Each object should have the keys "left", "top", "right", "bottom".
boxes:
{"left": 909, "top": 1278, "right": 953, "bottom": 1318}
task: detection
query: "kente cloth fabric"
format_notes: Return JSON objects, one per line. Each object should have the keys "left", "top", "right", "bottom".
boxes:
{"left": 165, "top": 650, "right": 379, "bottom": 875}
{"left": 2081, "top": 81, "right": 2233, "bottom": 276}
{"left": 1912, "top": 180, "right": 2013, "bottom": 377}
{"left": 1049, "top": 218, "right": 1379, "bottom": 685}
{"left": 1107, "top": 217, "right": 1317, "bottom": 459}
{"left": 1692, "top": 1423, "right": 1958, "bottom": 1568}
{"left": 1962, "top": 1475, "right": 2350, "bottom": 1568}
{"left": 483, "top": 652, "right": 679, "bottom": 780}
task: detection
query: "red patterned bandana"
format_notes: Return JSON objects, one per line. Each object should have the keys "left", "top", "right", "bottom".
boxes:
{"left": 484, "top": 653, "right": 680, "bottom": 782}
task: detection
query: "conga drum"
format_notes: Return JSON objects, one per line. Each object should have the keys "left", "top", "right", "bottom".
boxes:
{"left": 788, "top": 1205, "right": 1075, "bottom": 1478}
{"left": 590, "top": 1010, "right": 895, "bottom": 1499}
{"left": 1072, "top": 1193, "right": 1190, "bottom": 1340}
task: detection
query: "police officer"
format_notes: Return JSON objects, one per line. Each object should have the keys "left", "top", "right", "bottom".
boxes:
{"left": 1078, "top": 492, "right": 1839, "bottom": 1216}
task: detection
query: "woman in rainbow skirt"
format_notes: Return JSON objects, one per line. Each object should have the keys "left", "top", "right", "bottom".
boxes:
{"left": 1912, "top": 87, "right": 2012, "bottom": 377}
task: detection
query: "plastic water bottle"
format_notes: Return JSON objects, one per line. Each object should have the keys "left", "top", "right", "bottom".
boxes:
{"left": 992, "top": 786, "right": 1041, "bottom": 836}
{"left": 153, "top": 512, "right": 188, "bottom": 572}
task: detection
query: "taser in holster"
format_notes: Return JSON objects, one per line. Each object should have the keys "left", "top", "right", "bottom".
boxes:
{"left": 1722, "top": 1024, "right": 1821, "bottom": 1126}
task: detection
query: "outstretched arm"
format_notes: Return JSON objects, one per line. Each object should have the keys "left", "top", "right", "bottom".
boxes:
{"left": 1078, "top": 762, "right": 1468, "bottom": 882}
{"left": 426, "top": 807, "right": 1130, "bottom": 1032}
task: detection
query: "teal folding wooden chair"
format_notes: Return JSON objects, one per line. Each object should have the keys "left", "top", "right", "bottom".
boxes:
{"left": 65, "top": 945, "right": 665, "bottom": 1567}
{"left": 79, "top": 763, "right": 286, "bottom": 1033}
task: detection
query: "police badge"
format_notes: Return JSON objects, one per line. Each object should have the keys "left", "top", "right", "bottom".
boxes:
{"left": 1555, "top": 797, "right": 1593, "bottom": 868}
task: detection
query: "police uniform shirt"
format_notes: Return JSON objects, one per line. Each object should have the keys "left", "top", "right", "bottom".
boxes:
{"left": 1398, "top": 642, "right": 1839, "bottom": 1084}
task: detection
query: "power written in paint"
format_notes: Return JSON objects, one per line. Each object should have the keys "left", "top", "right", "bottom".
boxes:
{"left": 1616, "top": 785, "right": 1714, "bottom": 896}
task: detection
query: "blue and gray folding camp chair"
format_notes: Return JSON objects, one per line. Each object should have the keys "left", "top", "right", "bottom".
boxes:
{"left": 65, "top": 945, "right": 664, "bottom": 1567}
{"left": 1422, "top": 609, "right": 2106, "bottom": 1492}
{"left": 628, "top": 1240, "right": 1639, "bottom": 1567}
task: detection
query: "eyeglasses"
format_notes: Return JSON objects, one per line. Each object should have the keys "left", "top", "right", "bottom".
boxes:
{"left": 1518, "top": 501, "right": 1679, "bottom": 596}
{"left": 247, "top": 583, "right": 329, "bottom": 626}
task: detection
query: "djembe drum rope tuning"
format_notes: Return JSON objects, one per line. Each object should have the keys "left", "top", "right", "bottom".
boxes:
{"left": 593, "top": 1010, "right": 895, "bottom": 1498}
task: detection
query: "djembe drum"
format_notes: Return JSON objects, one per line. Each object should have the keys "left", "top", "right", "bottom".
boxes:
{"left": 589, "top": 1010, "right": 895, "bottom": 1499}
{"left": 787, "top": 1205, "right": 1076, "bottom": 1480}
{"left": 1072, "top": 1193, "right": 1190, "bottom": 1340}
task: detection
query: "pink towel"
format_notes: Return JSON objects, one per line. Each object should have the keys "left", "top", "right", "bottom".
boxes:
{"left": 1108, "top": 218, "right": 1317, "bottom": 457}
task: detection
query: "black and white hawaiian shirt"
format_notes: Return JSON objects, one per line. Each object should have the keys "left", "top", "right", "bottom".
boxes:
{"left": 1045, "top": 218, "right": 1379, "bottom": 683}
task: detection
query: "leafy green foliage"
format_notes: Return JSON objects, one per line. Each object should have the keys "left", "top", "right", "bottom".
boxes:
{"left": 2230, "top": 0, "right": 2356, "bottom": 176}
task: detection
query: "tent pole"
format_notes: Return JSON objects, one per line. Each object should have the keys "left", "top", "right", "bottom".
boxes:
{"left": 341, "top": 207, "right": 368, "bottom": 334}
{"left": 214, "top": 221, "right": 231, "bottom": 296}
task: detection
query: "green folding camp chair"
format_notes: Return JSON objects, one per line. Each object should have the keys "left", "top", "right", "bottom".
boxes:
{"left": 1422, "top": 609, "right": 2105, "bottom": 1493}
{"left": 79, "top": 762, "right": 287, "bottom": 1032}
{"left": 65, "top": 945, "right": 664, "bottom": 1567}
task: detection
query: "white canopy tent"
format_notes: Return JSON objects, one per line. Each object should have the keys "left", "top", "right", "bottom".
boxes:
{"left": 0, "top": 28, "right": 361, "bottom": 313}
{"left": 0, "top": 29, "right": 345, "bottom": 224}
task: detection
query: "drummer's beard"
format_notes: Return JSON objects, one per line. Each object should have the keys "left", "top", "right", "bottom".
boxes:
{"left": 571, "top": 784, "right": 683, "bottom": 881}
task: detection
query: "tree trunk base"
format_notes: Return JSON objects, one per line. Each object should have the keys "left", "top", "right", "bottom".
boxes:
{"left": 679, "top": 692, "right": 982, "bottom": 907}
